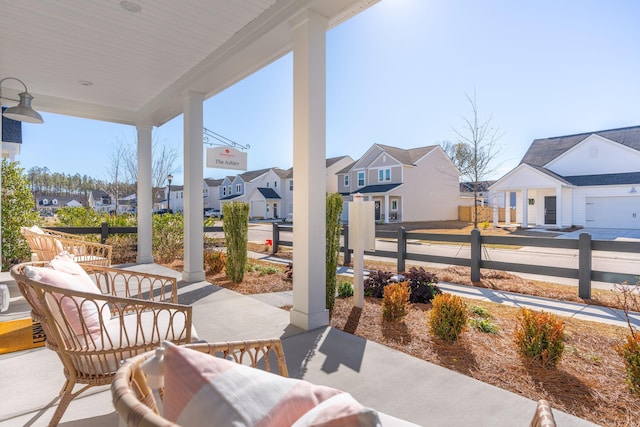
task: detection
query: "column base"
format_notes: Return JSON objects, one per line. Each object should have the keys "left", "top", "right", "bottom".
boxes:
{"left": 136, "top": 255, "right": 155, "bottom": 264}
{"left": 182, "top": 270, "right": 206, "bottom": 283}
{"left": 290, "top": 308, "right": 329, "bottom": 331}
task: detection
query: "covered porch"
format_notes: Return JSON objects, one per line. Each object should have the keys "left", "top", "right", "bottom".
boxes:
{"left": 0, "top": 0, "right": 382, "bottom": 331}
{"left": 490, "top": 163, "right": 572, "bottom": 229}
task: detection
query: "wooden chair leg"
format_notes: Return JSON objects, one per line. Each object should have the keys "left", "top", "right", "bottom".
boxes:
{"left": 48, "top": 381, "right": 91, "bottom": 426}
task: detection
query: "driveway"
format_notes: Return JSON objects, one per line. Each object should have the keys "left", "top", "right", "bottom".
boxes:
{"left": 556, "top": 228, "right": 640, "bottom": 241}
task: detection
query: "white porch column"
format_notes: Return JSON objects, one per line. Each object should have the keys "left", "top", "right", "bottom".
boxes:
{"left": 182, "top": 92, "right": 205, "bottom": 282}
{"left": 492, "top": 191, "right": 498, "bottom": 228}
{"left": 505, "top": 191, "right": 511, "bottom": 226}
{"left": 522, "top": 188, "right": 529, "bottom": 228}
{"left": 290, "top": 9, "right": 329, "bottom": 330}
{"left": 556, "top": 186, "right": 563, "bottom": 228}
{"left": 136, "top": 124, "right": 154, "bottom": 263}
{"left": 384, "top": 194, "right": 389, "bottom": 224}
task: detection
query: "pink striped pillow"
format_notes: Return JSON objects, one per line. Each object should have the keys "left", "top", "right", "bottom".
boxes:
{"left": 163, "top": 343, "right": 367, "bottom": 427}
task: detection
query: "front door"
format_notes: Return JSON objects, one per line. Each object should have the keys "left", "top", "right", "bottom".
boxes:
{"left": 544, "top": 196, "right": 556, "bottom": 225}
{"left": 273, "top": 203, "right": 278, "bottom": 219}
{"left": 374, "top": 200, "right": 381, "bottom": 221}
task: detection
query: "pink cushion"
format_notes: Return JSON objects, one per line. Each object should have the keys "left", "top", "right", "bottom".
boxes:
{"left": 49, "top": 253, "right": 99, "bottom": 291}
{"left": 162, "top": 343, "right": 346, "bottom": 427}
{"left": 292, "top": 393, "right": 381, "bottom": 427}
{"left": 25, "top": 263, "right": 110, "bottom": 339}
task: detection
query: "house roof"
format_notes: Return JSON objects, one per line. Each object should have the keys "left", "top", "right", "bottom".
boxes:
{"left": 564, "top": 172, "right": 640, "bottom": 186}
{"left": 257, "top": 188, "right": 281, "bottom": 199}
{"left": 326, "top": 155, "right": 350, "bottom": 168}
{"left": 238, "top": 168, "right": 272, "bottom": 182}
{"left": 352, "top": 183, "right": 401, "bottom": 194}
{"left": 460, "top": 181, "right": 496, "bottom": 192}
{"left": 220, "top": 194, "right": 242, "bottom": 201}
{"left": 520, "top": 125, "right": 640, "bottom": 167}
{"left": 375, "top": 144, "right": 436, "bottom": 165}
{"left": 204, "top": 178, "right": 224, "bottom": 187}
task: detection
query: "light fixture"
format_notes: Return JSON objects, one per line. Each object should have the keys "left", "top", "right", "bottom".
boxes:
{"left": 0, "top": 77, "right": 44, "bottom": 124}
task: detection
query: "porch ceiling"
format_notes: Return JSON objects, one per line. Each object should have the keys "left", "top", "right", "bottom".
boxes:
{"left": 0, "top": 0, "right": 379, "bottom": 127}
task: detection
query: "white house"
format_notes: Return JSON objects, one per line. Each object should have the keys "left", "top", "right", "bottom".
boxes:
{"left": 336, "top": 144, "right": 460, "bottom": 223}
{"left": 204, "top": 178, "right": 223, "bottom": 210}
{"left": 490, "top": 126, "right": 640, "bottom": 229}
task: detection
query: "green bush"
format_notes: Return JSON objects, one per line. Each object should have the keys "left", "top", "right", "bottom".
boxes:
{"left": 469, "top": 317, "right": 499, "bottom": 334}
{"left": 204, "top": 250, "right": 226, "bottom": 275}
{"left": 326, "top": 193, "right": 343, "bottom": 311}
{"left": 514, "top": 308, "right": 565, "bottom": 368}
{"left": 428, "top": 293, "right": 468, "bottom": 343}
{"left": 152, "top": 212, "right": 183, "bottom": 263}
{"left": 246, "top": 263, "right": 280, "bottom": 275}
{"left": 337, "top": 281, "right": 354, "bottom": 298}
{"left": 382, "top": 282, "right": 410, "bottom": 322}
{"left": 617, "top": 333, "right": 640, "bottom": 393}
{"left": 223, "top": 202, "right": 249, "bottom": 283}
{"left": 1, "top": 160, "right": 40, "bottom": 269}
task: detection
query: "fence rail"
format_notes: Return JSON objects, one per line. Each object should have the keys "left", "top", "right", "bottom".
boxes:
{"left": 45, "top": 223, "right": 223, "bottom": 244}
{"left": 272, "top": 223, "right": 640, "bottom": 299}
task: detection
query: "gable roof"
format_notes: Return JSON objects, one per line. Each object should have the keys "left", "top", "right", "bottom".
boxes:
{"left": 564, "top": 171, "right": 640, "bottom": 186}
{"left": 238, "top": 168, "right": 272, "bottom": 182}
{"left": 204, "top": 178, "right": 224, "bottom": 187}
{"left": 520, "top": 125, "right": 640, "bottom": 167}
{"left": 376, "top": 144, "right": 436, "bottom": 165}
{"left": 326, "top": 155, "right": 350, "bottom": 168}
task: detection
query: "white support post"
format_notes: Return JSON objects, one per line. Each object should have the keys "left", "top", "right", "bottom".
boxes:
{"left": 182, "top": 92, "right": 205, "bottom": 282}
{"left": 556, "top": 186, "right": 563, "bottom": 228}
{"left": 384, "top": 194, "right": 389, "bottom": 224}
{"left": 290, "top": 9, "right": 329, "bottom": 330}
{"left": 136, "top": 124, "right": 154, "bottom": 263}
{"left": 492, "top": 191, "right": 499, "bottom": 228}
{"left": 522, "top": 188, "right": 529, "bottom": 228}
{"left": 505, "top": 191, "right": 511, "bottom": 226}
{"left": 348, "top": 194, "right": 375, "bottom": 308}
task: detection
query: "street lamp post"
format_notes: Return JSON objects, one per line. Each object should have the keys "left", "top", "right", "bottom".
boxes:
{"left": 167, "top": 174, "right": 173, "bottom": 213}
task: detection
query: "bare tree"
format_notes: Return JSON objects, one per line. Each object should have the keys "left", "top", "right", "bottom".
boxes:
{"left": 102, "top": 140, "right": 130, "bottom": 214}
{"left": 452, "top": 90, "right": 504, "bottom": 228}
{"left": 122, "top": 131, "right": 179, "bottom": 188}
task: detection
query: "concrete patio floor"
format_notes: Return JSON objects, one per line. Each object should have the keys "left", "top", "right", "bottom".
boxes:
{"left": 0, "top": 264, "right": 600, "bottom": 427}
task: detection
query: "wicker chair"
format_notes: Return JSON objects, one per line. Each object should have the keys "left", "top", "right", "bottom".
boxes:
{"left": 530, "top": 399, "right": 557, "bottom": 427}
{"left": 111, "top": 339, "right": 289, "bottom": 427}
{"left": 10, "top": 261, "right": 195, "bottom": 427}
{"left": 21, "top": 226, "right": 112, "bottom": 266}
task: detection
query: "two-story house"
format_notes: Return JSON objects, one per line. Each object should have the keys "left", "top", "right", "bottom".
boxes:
{"left": 204, "top": 178, "right": 223, "bottom": 210}
{"left": 337, "top": 144, "right": 460, "bottom": 223}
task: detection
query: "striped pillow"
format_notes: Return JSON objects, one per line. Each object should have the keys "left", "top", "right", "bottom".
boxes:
{"left": 163, "top": 343, "right": 374, "bottom": 426}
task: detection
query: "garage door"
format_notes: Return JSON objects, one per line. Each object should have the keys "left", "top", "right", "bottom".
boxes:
{"left": 585, "top": 196, "right": 640, "bottom": 228}
{"left": 250, "top": 200, "right": 266, "bottom": 219}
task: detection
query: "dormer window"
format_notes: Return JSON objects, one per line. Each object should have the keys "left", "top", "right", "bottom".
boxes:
{"left": 357, "top": 171, "right": 365, "bottom": 187}
{"left": 344, "top": 175, "right": 349, "bottom": 187}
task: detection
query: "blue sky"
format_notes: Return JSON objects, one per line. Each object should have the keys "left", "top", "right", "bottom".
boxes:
{"left": 17, "top": 0, "right": 640, "bottom": 185}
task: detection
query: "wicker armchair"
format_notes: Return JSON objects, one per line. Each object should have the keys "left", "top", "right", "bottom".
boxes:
{"left": 112, "top": 339, "right": 289, "bottom": 427}
{"left": 10, "top": 261, "right": 195, "bottom": 427}
{"left": 21, "top": 226, "right": 112, "bottom": 266}
{"left": 530, "top": 399, "right": 556, "bottom": 427}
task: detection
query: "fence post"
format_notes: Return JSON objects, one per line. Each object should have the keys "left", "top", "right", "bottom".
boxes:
{"left": 397, "top": 227, "right": 406, "bottom": 273}
{"left": 470, "top": 228, "right": 481, "bottom": 282}
{"left": 272, "top": 222, "right": 280, "bottom": 254}
{"left": 578, "top": 232, "right": 592, "bottom": 299}
{"left": 343, "top": 225, "right": 351, "bottom": 265}
{"left": 100, "top": 222, "right": 109, "bottom": 244}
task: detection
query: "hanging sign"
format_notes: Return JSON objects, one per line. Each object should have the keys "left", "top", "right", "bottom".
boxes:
{"left": 206, "top": 146, "right": 247, "bottom": 171}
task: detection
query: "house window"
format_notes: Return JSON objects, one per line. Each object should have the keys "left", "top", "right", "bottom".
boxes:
{"left": 266, "top": 182, "right": 269, "bottom": 188}
{"left": 236, "top": 184, "right": 241, "bottom": 193}
{"left": 289, "top": 180, "right": 293, "bottom": 191}
{"left": 274, "top": 181, "right": 277, "bottom": 188}
{"left": 344, "top": 175, "right": 349, "bottom": 186}
{"left": 357, "top": 171, "right": 365, "bottom": 187}
{"left": 378, "top": 168, "right": 391, "bottom": 182}
{"left": 222, "top": 187, "right": 227, "bottom": 196}
{"left": 391, "top": 200, "right": 398, "bottom": 210}
{"left": 228, "top": 186, "right": 231, "bottom": 195}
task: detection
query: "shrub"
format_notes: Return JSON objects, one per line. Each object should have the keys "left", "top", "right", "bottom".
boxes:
{"left": 246, "top": 263, "right": 280, "bottom": 275}
{"left": 469, "top": 317, "right": 499, "bottom": 334}
{"left": 223, "top": 202, "right": 249, "bottom": 283}
{"left": 469, "top": 304, "right": 491, "bottom": 318}
{"left": 364, "top": 270, "right": 394, "bottom": 298}
{"left": 283, "top": 262, "right": 293, "bottom": 281}
{"left": 514, "top": 308, "right": 565, "bottom": 368}
{"left": 152, "top": 212, "right": 184, "bottom": 263}
{"left": 338, "top": 281, "right": 354, "bottom": 298}
{"left": 1, "top": 160, "right": 40, "bottom": 269}
{"left": 617, "top": 333, "right": 640, "bottom": 394}
{"left": 326, "top": 193, "right": 343, "bottom": 311}
{"left": 428, "top": 293, "right": 468, "bottom": 343}
{"left": 404, "top": 266, "right": 441, "bottom": 303}
{"left": 204, "top": 250, "right": 226, "bottom": 275}
{"left": 382, "top": 282, "right": 410, "bottom": 322}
